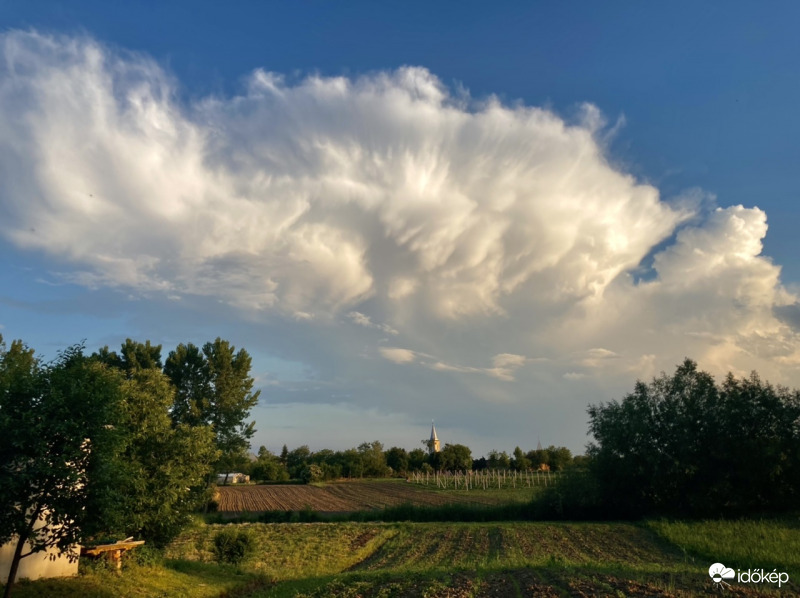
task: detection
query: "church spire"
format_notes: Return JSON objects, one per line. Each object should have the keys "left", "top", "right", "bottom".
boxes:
{"left": 429, "top": 421, "right": 441, "bottom": 453}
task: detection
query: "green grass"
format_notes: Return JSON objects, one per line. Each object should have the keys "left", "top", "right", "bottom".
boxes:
{"left": 407, "top": 481, "right": 544, "bottom": 505}
{"left": 166, "top": 523, "right": 396, "bottom": 580}
{"left": 6, "top": 559, "right": 265, "bottom": 598}
{"left": 647, "top": 517, "right": 800, "bottom": 575}
{"left": 6, "top": 517, "right": 800, "bottom": 597}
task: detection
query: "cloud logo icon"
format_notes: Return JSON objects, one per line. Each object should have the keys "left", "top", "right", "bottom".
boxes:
{"left": 709, "top": 562, "right": 735, "bottom": 583}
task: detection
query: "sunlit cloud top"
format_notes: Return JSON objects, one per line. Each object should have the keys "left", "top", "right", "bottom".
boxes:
{"left": 1, "top": 30, "right": 798, "bottom": 452}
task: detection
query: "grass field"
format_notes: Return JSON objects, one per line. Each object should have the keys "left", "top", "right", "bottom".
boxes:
{"left": 5, "top": 479, "right": 799, "bottom": 597}
{"left": 10, "top": 517, "right": 797, "bottom": 597}
{"left": 215, "top": 479, "right": 540, "bottom": 513}
{"left": 175, "top": 519, "right": 799, "bottom": 596}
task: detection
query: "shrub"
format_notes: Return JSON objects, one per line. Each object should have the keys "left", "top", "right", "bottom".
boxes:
{"left": 300, "top": 464, "right": 324, "bottom": 483}
{"left": 213, "top": 527, "right": 258, "bottom": 565}
{"left": 130, "top": 544, "right": 164, "bottom": 567}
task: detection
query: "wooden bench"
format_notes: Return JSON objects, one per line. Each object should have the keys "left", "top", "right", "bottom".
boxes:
{"left": 81, "top": 538, "right": 145, "bottom": 571}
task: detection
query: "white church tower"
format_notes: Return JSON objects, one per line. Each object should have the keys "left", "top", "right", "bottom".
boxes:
{"left": 429, "top": 422, "right": 441, "bottom": 453}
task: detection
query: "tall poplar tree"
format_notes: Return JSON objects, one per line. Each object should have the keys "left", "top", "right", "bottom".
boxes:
{"left": 164, "top": 338, "right": 260, "bottom": 476}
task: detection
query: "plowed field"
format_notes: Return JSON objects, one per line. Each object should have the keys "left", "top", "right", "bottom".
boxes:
{"left": 216, "top": 481, "right": 517, "bottom": 513}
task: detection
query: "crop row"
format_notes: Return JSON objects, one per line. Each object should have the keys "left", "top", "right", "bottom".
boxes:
{"left": 215, "top": 481, "right": 512, "bottom": 513}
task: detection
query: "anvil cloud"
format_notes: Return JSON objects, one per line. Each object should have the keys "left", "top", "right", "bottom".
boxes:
{"left": 1, "top": 31, "right": 798, "bottom": 452}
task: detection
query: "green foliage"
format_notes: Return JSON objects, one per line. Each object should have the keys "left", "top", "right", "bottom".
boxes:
{"left": 487, "top": 450, "right": 510, "bottom": 469}
{"left": 384, "top": 447, "right": 409, "bottom": 475}
{"left": 547, "top": 446, "right": 573, "bottom": 471}
{"left": 512, "top": 446, "right": 530, "bottom": 471}
{"left": 0, "top": 338, "right": 122, "bottom": 594}
{"left": 286, "top": 445, "right": 312, "bottom": 478}
{"left": 94, "top": 338, "right": 163, "bottom": 375}
{"left": 525, "top": 446, "right": 573, "bottom": 471}
{"left": 164, "top": 338, "right": 260, "bottom": 478}
{"left": 533, "top": 470, "right": 603, "bottom": 519}
{"left": 300, "top": 464, "right": 324, "bottom": 484}
{"left": 251, "top": 447, "right": 290, "bottom": 482}
{"left": 212, "top": 527, "right": 258, "bottom": 565}
{"left": 358, "top": 441, "right": 389, "bottom": 477}
{"left": 86, "top": 347, "right": 219, "bottom": 548}
{"left": 439, "top": 443, "right": 472, "bottom": 472}
{"left": 129, "top": 544, "right": 165, "bottom": 567}
{"left": 407, "top": 448, "right": 427, "bottom": 471}
{"left": 588, "top": 358, "right": 800, "bottom": 518}
{"left": 335, "top": 448, "right": 360, "bottom": 478}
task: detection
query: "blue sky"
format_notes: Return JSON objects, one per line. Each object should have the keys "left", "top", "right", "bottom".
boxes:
{"left": 1, "top": 2, "right": 799, "bottom": 456}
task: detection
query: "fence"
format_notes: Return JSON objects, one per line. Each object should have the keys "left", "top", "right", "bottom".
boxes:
{"left": 408, "top": 469, "right": 559, "bottom": 490}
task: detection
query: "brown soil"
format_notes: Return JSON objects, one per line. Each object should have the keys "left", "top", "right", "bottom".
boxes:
{"left": 216, "top": 481, "right": 502, "bottom": 513}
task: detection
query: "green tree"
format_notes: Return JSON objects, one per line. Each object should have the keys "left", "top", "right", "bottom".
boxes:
{"left": 337, "top": 448, "right": 361, "bottom": 478}
{"left": 547, "top": 446, "right": 573, "bottom": 471}
{"left": 251, "top": 447, "right": 289, "bottom": 482}
{"left": 286, "top": 445, "right": 311, "bottom": 479}
{"left": 588, "top": 358, "right": 800, "bottom": 517}
{"left": 408, "top": 448, "right": 427, "bottom": 471}
{"left": 487, "top": 450, "right": 510, "bottom": 469}
{"left": 428, "top": 450, "right": 444, "bottom": 472}
{"left": 385, "top": 447, "right": 409, "bottom": 475}
{"left": 164, "top": 338, "right": 260, "bottom": 478}
{"left": 512, "top": 446, "right": 530, "bottom": 471}
{"left": 358, "top": 441, "right": 389, "bottom": 477}
{"left": 0, "top": 339, "right": 119, "bottom": 598}
{"left": 571, "top": 454, "right": 591, "bottom": 470}
{"left": 525, "top": 448, "right": 550, "bottom": 469}
{"left": 310, "top": 449, "right": 341, "bottom": 480}
{"left": 441, "top": 443, "right": 472, "bottom": 471}
{"left": 95, "top": 339, "right": 162, "bottom": 375}
{"left": 90, "top": 369, "right": 217, "bottom": 546}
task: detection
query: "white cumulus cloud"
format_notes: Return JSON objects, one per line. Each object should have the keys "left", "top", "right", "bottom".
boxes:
{"left": 1, "top": 30, "right": 799, "bottom": 452}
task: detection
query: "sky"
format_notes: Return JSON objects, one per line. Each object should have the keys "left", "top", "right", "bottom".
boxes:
{"left": 1, "top": 2, "right": 799, "bottom": 457}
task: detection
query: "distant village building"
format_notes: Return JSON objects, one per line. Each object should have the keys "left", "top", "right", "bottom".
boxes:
{"left": 428, "top": 423, "right": 441, "bottom": 454}
{"left": 216, "top": 472, "right": 250, "bottom": 485}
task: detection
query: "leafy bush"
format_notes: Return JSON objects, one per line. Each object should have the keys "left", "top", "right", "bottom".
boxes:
{"left": 129, "top": 544, "right": 164, "bottom": 567}
{"left": 213, "top": 527, "right": 258, "bottom": 565}
{"left": 300, "top": 464, "right": 324, "bottom": 484}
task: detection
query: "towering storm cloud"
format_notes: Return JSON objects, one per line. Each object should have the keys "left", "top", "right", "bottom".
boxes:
{"left": 1, "top": 31, "right": 797, "bottom": 449}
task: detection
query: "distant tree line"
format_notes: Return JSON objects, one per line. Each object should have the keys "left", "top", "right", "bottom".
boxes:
{"left": 0, "top": 335, "right": 259, "bottom": 595}
{"left": 473, "top": 446, "right": 581, "bottom": 472}
{"left": 242, "top": 440, "right": 582, "bottom": 484}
